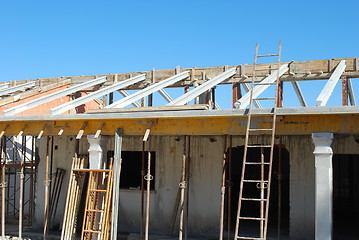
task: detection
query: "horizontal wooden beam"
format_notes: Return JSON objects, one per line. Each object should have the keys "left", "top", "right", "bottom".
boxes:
{"left": 9, "top": 58, "right": 359, "bottom": 91}
{"left": 0, "top": 113, "right": 358, "bottom": 136}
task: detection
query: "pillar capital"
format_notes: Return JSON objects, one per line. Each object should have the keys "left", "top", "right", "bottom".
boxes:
{"left": 312, "top": 132, "right": 333, "bottom": 155}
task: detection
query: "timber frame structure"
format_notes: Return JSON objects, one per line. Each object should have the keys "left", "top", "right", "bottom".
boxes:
{"left": 0, "top": 57, "right": 358, "bottom": 240}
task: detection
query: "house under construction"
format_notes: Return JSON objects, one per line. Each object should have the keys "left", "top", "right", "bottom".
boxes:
{"left": 0, "top": 45, "right": 358, "bottom": 240}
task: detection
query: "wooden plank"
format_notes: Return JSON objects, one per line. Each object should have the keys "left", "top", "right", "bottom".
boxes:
{"left": 111, "top": 129, "right": 123, "bottom": 240}
{"left": 89, "top": 104, "right": 209, "bottom": 113}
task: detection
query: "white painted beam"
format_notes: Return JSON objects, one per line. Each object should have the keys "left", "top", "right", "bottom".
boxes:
{"left": 235, "top": 64, "right": 289, "bottom": 109}
{"left": 118, "top": 90, "right": 141, "bottom": 107}
{"left": 242, "top": 83, "right": 262, "bottom": 108}
{"left": 3, "top": 77, "right": 107, "bottom": 116}
{"left": 106, "top": 71, "right": 190, "bottom": 108}
{"left": 50, "top": 75, "right": 145, "bottom": 115}
{"left": 291, "top": 81, "right": 307, "bottom": 107}
{"left": 158, "top": 89, "right": 173, "bottom": 103}
{"left": 316, "top": 60, "right": 346, "bottom": 106}
{"left": 0, "top": 83, "right": 9, "bottom": 91}
{"left": 0, "top": 81, "right": 36, "bottom": 97}
{"left": 167, "top": 68, "right": 236, "bottom": 106}
{"left": 347, "top": 78, "right": 356, "bottom": 106}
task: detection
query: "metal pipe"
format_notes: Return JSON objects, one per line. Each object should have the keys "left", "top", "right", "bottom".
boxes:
{"left": 185, "top": 136, "right": 191, "bottom": 240}
{"left": 141, "top": 141, "right": 145, "bottom": 240}
{"left": 227, "top": 136, "right": 232, "bottom": 240}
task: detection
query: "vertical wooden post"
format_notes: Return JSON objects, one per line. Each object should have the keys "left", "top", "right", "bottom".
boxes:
{"left": 277, "top": 81, "right": 283, "bottom": 108}
{"left": 141, "top": 141, "right": 145, "bottom": 240}
{"left": 227, "top": 136, "right": 232, "bottom": 240}
{"left": 43, "top": 136, "right": 50, "bottom": 240}
{"left": 1, "top": 136, "right": 6, "bottom": 239}
{"left": 111, "top": 129, "right": 123, "bottom": 240}
{"left": 342, "top": 76, "right": 348, "bottom": 106}
{"left": 145, "top": 148, "right": 151, "bottom": 240}
{"left": 232, "top": 83, "right": 242, "bottom": 109}
{"left": 19, "top": 136, "right": 26, "bottom": 239}
{"left": 184, "top": 136, "right": 191, "bottom": 240}
{"left": 219, "top": 135, "right": 227, "bottom": 240}
{"left": 179, "top": 136, "right": 187, "bottom": 240}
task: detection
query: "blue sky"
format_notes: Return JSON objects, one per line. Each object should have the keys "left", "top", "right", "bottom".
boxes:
{"left": 0, "top": 0, "right": 358, "bottom": 109}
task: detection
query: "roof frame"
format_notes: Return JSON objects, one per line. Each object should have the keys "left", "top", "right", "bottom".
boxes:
{"left": 118, "top": 90, "right": 141, "bottom": 107}
{"left": 167, "top": 68, "right": 236, "bottom": 106}
{"left": 3, "top": 77, "right": 107, "bottom": 116}
{"left": 291, "top": 81, "right": 307, "bottom": 107}
{"left": 0, "top": 81, "right": 36, "bottom": 97}
{"left": 50, "top": 74, "right": 145, "bottom": 115}
{"left": 235, "top": 64, "right": 289, "bottom": 109}
{"left": 316, "top": 60, "right": 346, "bottom": 106}
{"left": 348, "top": 78, "right": 356, "bottom": 106}
{"left": 106, "top": 71, "right": 190, "bottom": 108}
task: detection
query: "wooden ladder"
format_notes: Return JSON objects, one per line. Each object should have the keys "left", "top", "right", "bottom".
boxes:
{"left": 234, "top": 41, "right": 282, "bottom": 240}
{"left": 80, "top": 160, "right": 114, "bottom": 240}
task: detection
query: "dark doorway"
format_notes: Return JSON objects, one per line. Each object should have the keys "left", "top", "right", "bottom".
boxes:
{"left": 333, "top": 154, "right": 359, "bottom": 240}
{"left": 228, "top": 145, "right": 290, "bottom": 238}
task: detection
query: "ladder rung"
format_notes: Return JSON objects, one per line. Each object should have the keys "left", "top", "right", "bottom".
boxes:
{"left": 86, "top": 209, "right": 104, "bottom": 213}
{"left": 252, "top": 97, "right": 276, "bottom": 101}
{"left": 240, "top": 197, "right": 268, "bottom": 201}
{"left": 253, "top": 82, "right": 276, "bottom": 86}
{"left": 238, "top": 216, "right": 265, "bottom": 221}
{"left": 237, "top": 237, "right": 264, "bottom": 240}
{"left": 83, "top": 229, "right": 101, "bottom": 233}
{"left": 242, "top": 180, "right": 269, "bottom": 183}
{"left": 257, "top": 54, "right": 279, "bottom": 58}
{"left": 248, "top": 128, "right": 273, "bottom": 131}
{"left": 73, "top": 169, "right": 111, "bottom": 172}
{"left": 247, "top": 145, "right": 271, "bottom": 148}
{"left": 245, "top": 162, "right": 270, "bottom": 165}
{"left": 89, "top": 189, "right": 107, "bottom": 192}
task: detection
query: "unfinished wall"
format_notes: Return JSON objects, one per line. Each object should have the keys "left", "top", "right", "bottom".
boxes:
{"left": 32, "top": 133, "right": 359, "bottom": 238}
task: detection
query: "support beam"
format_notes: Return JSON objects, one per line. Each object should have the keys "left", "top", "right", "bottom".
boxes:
{"left": 118, "top": 90, "right": 141, "bottom": 107}
{"left": 158, "top": 89, "right": 173, "bottom": 103}
{"left": 291, "top": 81, "right": 307, "bottom": 107}
{"left": 167, "top": 68, "right": 236, "bottom": 106}
{"left": 111, "top": 129, "right": 123, "bottom": 240}
{"left": 106, "top": 71, "right": 190, "bottom": 109}
{"left": 50, "top": 75, "right": 145, "bottom": 115}
{"left": 242, "top": 83, "right": 262, "bottom": 108}
{"left": 312, "top": 132, "right": 333, "bottom": 240}
{"left": 347, "top": 78, "right": 356, "bottom": 106}
{"left": 0, "top": 81, "right": 35, "bottom": 97}
{"left": 316, "top": 60, "right": 346, "bottom": 106}
{"left": 0, "top": 83, "right": 9, "bottom": 91}
{"left": 3, "top": 77, "right": 107, "bottom": 116}
{"left": 234, "top": 64, "right": 289, "bottom": 109}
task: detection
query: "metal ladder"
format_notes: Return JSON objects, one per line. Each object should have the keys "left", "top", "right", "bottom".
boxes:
{"left": 234, "top": 41, "right": 282, "bottom": 240}
{"left": 81, "top": 160, "right": 114, "bottom": 240}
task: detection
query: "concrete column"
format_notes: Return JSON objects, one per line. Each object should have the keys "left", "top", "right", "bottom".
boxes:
{"left": 87, "top": 135, "right": 106, "bottom": 169}
{"left": 312, "top": 132, "right": 333, "bottom": 240}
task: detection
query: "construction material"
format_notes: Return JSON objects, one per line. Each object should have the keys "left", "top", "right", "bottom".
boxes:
{"left": 3, "top": 77, "right": 107, "bottom": 116}
{"left": 316, "top": 60, "right": 346, "bottom": 106}
{"left": 51, "top": 74, "right": 146, "bottom": 114}
{"left": 19, "top": 136, "right": 26, "bottom": 239}
{"left": 43, "top": 136, "right": 50, "bottom": 240}
{"left": 179, "top": 136, "right": 187, "bottom": 240}
{"left": 234, "top": 41, "right": 282, "bottom": 240}
{"left": 61, "top": 156, "right": 86, "bottom": 240}
{"left": 49, "top": 168, "right": 66, "bottom": 229}
{"left": 111, "top": 128, "right": 123, "bottom": 240}
{"left": 80, "top": 161, "right": 114, "bottom": 240}
{"left": 219, "top": 136, "right": 227, "bottom": 240}
{"left": 1, "top": 137, "right": 5, "bottom": 239}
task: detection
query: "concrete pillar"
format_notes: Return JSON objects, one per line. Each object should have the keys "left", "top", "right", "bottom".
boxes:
{"left": 87, "top": 135, "right": 106, "bottom": 169}
{"left": 312, "top": 132, "right": 333, "bottom": 240}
